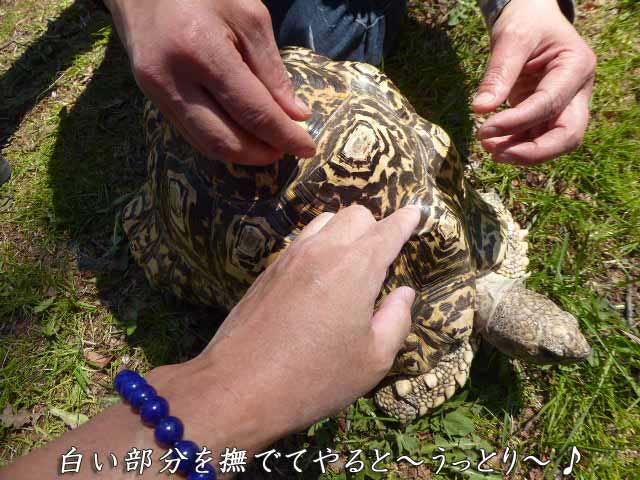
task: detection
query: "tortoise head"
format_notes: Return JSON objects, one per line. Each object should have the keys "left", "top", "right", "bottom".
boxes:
{"left": 475, "top": 272, "right": 592, "bottom": 363}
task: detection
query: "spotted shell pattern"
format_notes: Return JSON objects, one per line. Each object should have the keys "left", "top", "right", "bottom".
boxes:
{"left": 123, "top": 47, "right": 506, "bottom": 418}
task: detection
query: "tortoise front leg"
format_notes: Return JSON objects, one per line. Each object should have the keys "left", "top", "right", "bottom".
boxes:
{"left": 374, "top": 336, "right": 475, "bottom": 423}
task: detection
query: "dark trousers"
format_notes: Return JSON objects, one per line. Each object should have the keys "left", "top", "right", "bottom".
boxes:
{"left": 264, "top": 0, "right": 408, "bottom": 65}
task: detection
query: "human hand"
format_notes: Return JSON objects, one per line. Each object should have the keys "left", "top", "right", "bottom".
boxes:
{"left": 105, "top": 0, "right": 316, "bottom": 164}
{"left": 1, "top": 206, "right": 419, "bottom": 477}
{"left": 195, "top": 205, "right": 420, "bottom": 439}
{"left": 472, "top": 0, "right": 596, "bottom": 164}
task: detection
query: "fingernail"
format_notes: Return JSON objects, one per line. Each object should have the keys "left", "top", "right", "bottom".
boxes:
{"left": 479, "top": 126, "right": 500, "bottom": 139}
{"left": 297, "top": 145, "right": 316, "bottom": 158}
{"left": 402, "top": 204, "right": 422, "bottom": 213}
{"left": 481, "top": 139, "right": 497, "bottom": 151}
{"left": 402, "top": 286, "right": 416, "bottom": 304}
{"left": 402, "top": 204, "right": 423, "bottom": 234}
{"left": 295, "top": 95, "right": 311, "bottom": 115}
{"left": 474, "top": 92, "right": 495, "bottom": 106}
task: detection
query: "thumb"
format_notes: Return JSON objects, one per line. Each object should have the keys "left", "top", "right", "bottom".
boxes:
{"left": 238, "top": 7, "right": 311, "bottom": 121}
{"left": 371, "top": 286, "right": 415, "bottom": 360}
{"left": 472, "top": 36, "right": 531, "bottom": 113}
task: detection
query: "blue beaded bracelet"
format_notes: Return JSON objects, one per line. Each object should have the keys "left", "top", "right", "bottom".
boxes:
{"left": 114, "top": 370, "right": 217, "bottom": 480}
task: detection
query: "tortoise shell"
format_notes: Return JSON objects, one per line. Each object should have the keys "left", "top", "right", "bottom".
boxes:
{"left": 123, "top": 47, "right": 479, "bottom": 418}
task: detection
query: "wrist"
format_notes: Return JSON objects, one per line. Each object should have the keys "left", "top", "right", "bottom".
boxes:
{"left": 491, "top": 0, "right": 571, "bottom": 38}
{"left": 481, "top": 0, "right": 571, "bottom": 30}
{"left": 500, "top": 0, "right": 562, "bottom": 17}
{"left": 144, "top": 356, "right": 287, "bottom": 457}
{"left": 102, "top": 0, "right": 126, "bottom": 20}
{"left": 102, "top": 0, "right": 138, "bottom": 53}
{"left": 102, "top": 0, "right": 131, "bottom": 17}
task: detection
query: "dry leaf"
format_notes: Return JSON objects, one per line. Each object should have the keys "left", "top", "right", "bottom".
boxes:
{"left": 0, "top": 405, "right": 35, "bottom": 429}
{"left": 84, "top": 349, "right": 113, "bottom": 369}
{"left": 621, "top": 330, "right": 640, "bottom": 345}
{"left": 50, "top": 407, "right": 88, "bottom": 429}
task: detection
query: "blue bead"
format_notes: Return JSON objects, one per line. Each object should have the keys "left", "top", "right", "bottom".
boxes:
{"left": 114, "top": 370, "right": 139, "bottom": 393}
{"left": 121, "top": 377, "right": 148, "bottom": 403}
{"left": 140, "top": 396, "right": 169, "bottom": 426}
{"left": 155, "top": 416, "right": 184, "bottom": 446}
{"left": 172, "top": 440, "right": 200, "bottom": 473}
{"left": 187, "top": 464, "right": 217, "bottom": 480}
{"left": 130, "top": 384, "right": 157, "bottom": 410}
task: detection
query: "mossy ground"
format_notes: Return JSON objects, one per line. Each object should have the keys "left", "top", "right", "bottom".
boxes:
{"left": 1, "top": 0, "right": 638, "bottom": 478}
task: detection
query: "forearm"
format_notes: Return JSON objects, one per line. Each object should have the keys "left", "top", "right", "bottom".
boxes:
{"left": 2, "top": 358, "right": 281, "bottom": 478}
{"left": 102, "top": 0, "right": 129, "bottom": 20}
{"left": 101, "top": 0, "right": 139, "bottom": 53}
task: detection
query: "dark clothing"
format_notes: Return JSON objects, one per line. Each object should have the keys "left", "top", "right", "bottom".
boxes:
{"left": 263, "top": 0, "right": 577, "bottom": 65}
{"left": 264, "top": 0, "right": 407, "bottom": 65}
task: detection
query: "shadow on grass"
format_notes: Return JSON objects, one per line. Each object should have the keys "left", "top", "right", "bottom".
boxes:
{"left": 469, "top": 343, "right": 524, "bottom": 420}
{"left": 384, "top": 16, "right": 475, "bottom": 160}
{"left": 0, "top": 2, "right": 229, "bottom": 366}
{"left": 47, "top": 31, "right": 227, "bottom": 366}
{"left": 3, "top": 2, "right": 521, "bottom": 475}
{"left": 1, "top": 1, "right": 99, "bottom": 146}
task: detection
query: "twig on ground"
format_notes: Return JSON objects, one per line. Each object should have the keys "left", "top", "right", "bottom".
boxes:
{"left": 625, "top": 282, "right": 635, "bottom": 330}
{"left": 0, "top": 39, "right": 15, "bottom": 51}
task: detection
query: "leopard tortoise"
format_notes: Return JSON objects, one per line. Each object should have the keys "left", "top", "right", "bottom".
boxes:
{"left": 123, "top": 47, "right": 591, "bottom": 423}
